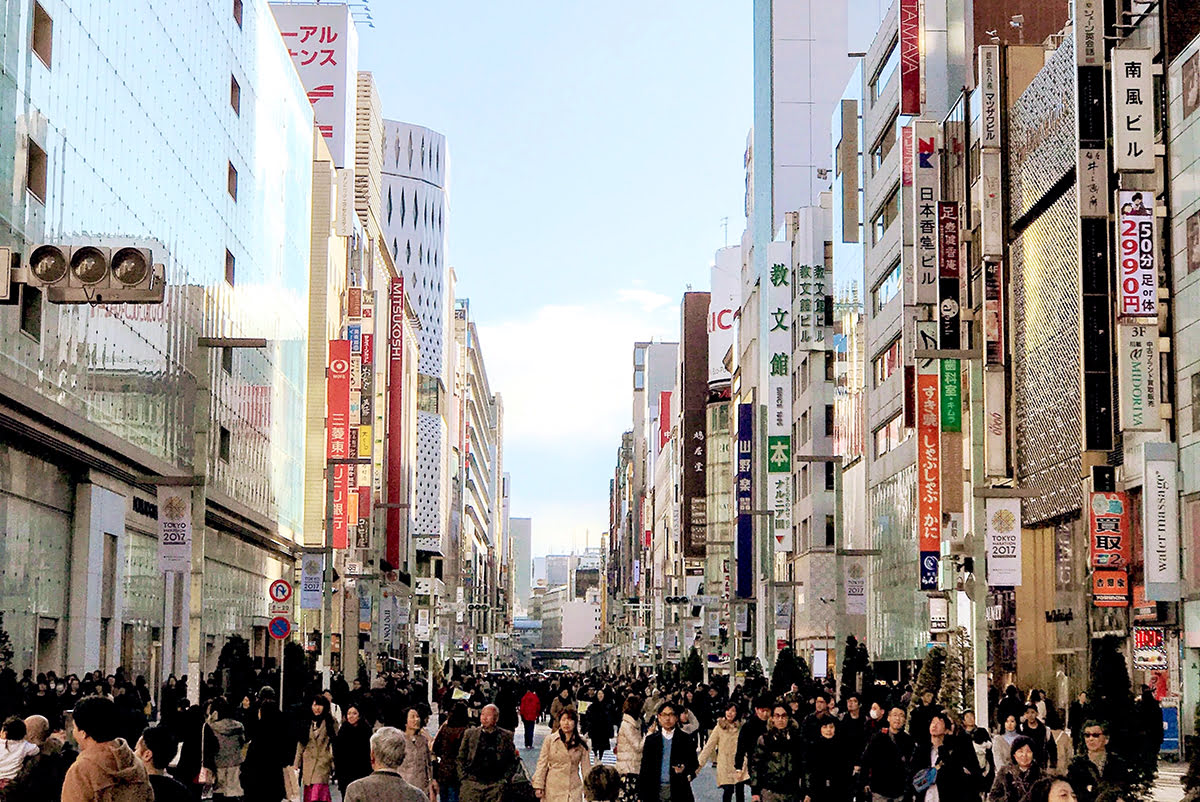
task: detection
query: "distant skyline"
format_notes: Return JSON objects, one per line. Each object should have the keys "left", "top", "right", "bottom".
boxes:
{"left": 357, "top": 2, "right": 752, "bottom": 556}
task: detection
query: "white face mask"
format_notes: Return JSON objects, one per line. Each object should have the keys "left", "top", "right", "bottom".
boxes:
{"left": 869, "top": 708, "right": 882, "bottom": 720}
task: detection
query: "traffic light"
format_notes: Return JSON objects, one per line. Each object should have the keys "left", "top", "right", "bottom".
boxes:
{"left": 23, "top": 243, "right": 164, "bottom": 303}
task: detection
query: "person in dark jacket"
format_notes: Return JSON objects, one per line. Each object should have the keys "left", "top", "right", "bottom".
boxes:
{"left": 735, "top": 696, "right": 773, "bottom": 794}
{"left": 910, "top": 712, "right": 974, "bottom": 802}
{"left": 988, "top": 735, "right": 1042, "bottom": 802}
{"left": 800, "top": 692, "right": 836, "bottom": 746}
{"left": 585, "top": 690, "right": 614, "bottom": 762}
{"left": 1065, "top": 721, "right": 1130, "bottom": 802}
{"left": 134, "top": 726, "right": 191, "bottom": 802}
{"left": 432, "top": 704, "right": 470, "bottom": 802}
{"left": 750, "top": 703, "right": 805, "bottom": 802}
{"left": 806, "top": 719, "right": 851, "bottom": 802}
{"left": 1019, "top": 705, "right": 1057, "bottom": 770}
{"left": 638, "top": 702, "right": 699, "bottom": 802}
{"left": 333, "top": 703, "right": 374, "bottom": 797}
{"left": 909, "top": 692, "right": 942, "bottom": 747}
{"left": 1135, "top": 686, "right": 1163, "bottom": 768}
{"left": 860, "top": 707, "right": 914, "bottom": 802}
{"left": 238, "top": 701, "right": 290, "bottom": 802}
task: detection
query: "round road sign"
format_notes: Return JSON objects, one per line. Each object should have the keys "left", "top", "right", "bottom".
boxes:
{"left": 269, "top": 579, "right": 292, "bottom": 603}
{"left": 268, "top": 616, "right": 292, "bottom": 640}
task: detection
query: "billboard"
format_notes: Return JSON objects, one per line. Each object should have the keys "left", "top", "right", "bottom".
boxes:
{"left": 1117, "top": 190, "right": 1158, "bottom": 318}
{"left": 156, "top": 487, "right": 192, "bottom": 573}
{"left": 680, "top": 293, "right": 710, "bottom": 559}
{"left": 767, "top": 242, "right": 792, "bottom": 552}
{"left": 912, "top": 121, "right": 940, "bottom": 305}
{"left": 1112, "top": 48, "right": 1154, "bottom": 172}
{"left": 1143, "top": 444, "right": 1180, "bottom": 601}
{"left": 1089, "top": 491, "right": 1131, "bottom": 569}
{"left": 386, "top": 277, "right": 405, "bottom": 567}
{"left": 917, "top": 366, "right": 941, "bottom": 590}
{"left": 735, "top": 403, "right": 754, "bottom": 599}
{"left": 270, "top": 3, "right": 359, "bottom": 168}
{"left": 984, "top": 498, "right": 1021, "bottom": 586}
{"left": 899, "top": 0, "right": 921, "bottom": 115}
{"left": 708, "top": 248, "right": 740, "bottom": 388}
{"left": 327, "top": 340, "right": 351, "bottom": 548}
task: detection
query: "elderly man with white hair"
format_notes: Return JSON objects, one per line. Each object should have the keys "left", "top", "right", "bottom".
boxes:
{"left": 458, "top": 704, "right": 520, "bottom": 802}
{"left": 343, "top": 726, "right": 429, "bottom": 802}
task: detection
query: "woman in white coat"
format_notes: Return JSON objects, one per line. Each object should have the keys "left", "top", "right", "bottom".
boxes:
{"left": 533, "top": 708, "right": 592, "bottom": 802}
{"left": 697, "top": 701, "right": 749, "bottom": 802}
{"left": 613, "top": 695, "right": 643, "bottom": 802}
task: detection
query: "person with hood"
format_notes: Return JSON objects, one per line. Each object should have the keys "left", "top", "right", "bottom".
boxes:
{"left": 61, "top": 697, "right": 153, "bottom": 802}
{"left": 520, "top": 687, "right": 542, "bottom": 750}
{"left": 697, "top": 701, "right": 748, "bottom": 802}
{"left": 533, "top": 708, "right": 592, "bottom": 802}
{"left": 334, "top": 703, "right": 374, "bottom": 798}
{"left": 294, "top": 695, "right": 338, "bottom": 802}
{"left": 206, "top": 697, "right": 246, "bottom": 801}
{"left": 613, "top": 695, "right": 643, "bottom": 802}
{"left": 749, "top": 703, "right": 804, "bottom": 802}
{"left": 988, "top": 735, "right": 1042, "bottom": 802}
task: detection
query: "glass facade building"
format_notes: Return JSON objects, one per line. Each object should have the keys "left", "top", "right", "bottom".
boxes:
{"left": 0, "top": 0, "right": 312, "bottom": 678}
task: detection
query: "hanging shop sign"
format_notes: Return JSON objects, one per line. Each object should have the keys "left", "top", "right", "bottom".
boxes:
{"left": 300, "top": 550, "right": 324, "bottom": 610}
{"left": 899, "top": 0, "right": 922, "bottom": 115}
{"left": 735, "top": 403, "right": 754, "bottom": 599}
{"left": 979, "top": 45, "right": 1001, "bottom": 148}
{"left": 156, "top": 487, "right": 192, "bottom": 573}
{"left": 1116, "top": 190, "right": 1158, "bottom": 319}
{"left": 1093, "top": 569, "right": 1129, "bottom": 607}
{"left": 916, "top": 356, "right": 941, "bottom": 587}
{"left": 1132, "top": 627, "right": 1169, "bottom": 669}
{"left": 984, "top": 370, "right": 1008, "bottom": 477}
{"left": 1089, "top": 491, "right": 1131, "bottom": 569}
{"left": 980, "top": 152, "right": 1004, "bottom": 259}
{"left": 985, "top": 497, "right": 1022, "bottom": 586}
{"left": 983, "top": 260, "right": 1004, "bottom": 365}
{"left": 1075, "top": 0, "right": 1103, "bottom": 67}
{"left": 767, "top": 241, "right": 793, "bottom": 552}
{"left": 929, "top": 596, "right": 949, "bottom": 632}
{"left": 386, "top": 277, "right": 405, "bottom": 568}
{"left": 1143, "top": 443, "right": 1180, "bottom": 601}
{"left": 1112, "top": 48, "right": 1155, "bottom": 172}
{"left": 1117, "top": 324, "right": 1160, "bottom": 431}
{"left": 912, "top": 121, "right": 940, "bottom": 305}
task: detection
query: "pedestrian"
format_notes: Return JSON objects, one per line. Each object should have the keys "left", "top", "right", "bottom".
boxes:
{"left": 638, "top": 701, "right": 699, "bottom": 802}
{"left": 433, "top": 703, "right": 470, "bottom": 802}
{"left": 860, "top": 706, "right": 914, "bottom": 802}
{"left": 1135, "top": 685, "right": 1163, "bottom": 769}
{"left": 550, "top": 690, "right": 574, "bottom": 733}
{"left": 908, "top": 691, "right": 942, "bottom": 747}
{"left": 801, "top": 692, "right": 836, "bottom": 746}
{"left": 240, "top": 700, "right": 290, "bottom": 802}
{"left": 61, "top": 697, "right": 153, "bottom": 802}
{"left": 910, "top": 712, "right": 973, "bottom": 802}
{"left": 583, "top": 764, "right": 621, "bottom": 802}
{"left": 334, "top": 703, "right": 374, "bottom": 798}
{"left": 173, "top": 703, "right": 218, "bottom": 800}
{"left": 988, "top": 735, "right": 1042, "bottom": 802}
{"left": 0, "top": 717, "right": 39, "bottom": 789}
{"left": 1019, "top": 705, "right": 1057, "bottom": 770}
{"left": 736, "top": 696, "right": 773, "bottom": 801}
{"left": 959, "top": 709, "right": 995, "bottom": 799}
{"left": 749, "top": 703, "right": 804, "bottom": 802}
{"left": 1026, "top": 776, "right": 1078, "bottom": 802}
{"left": 806, "top": 719, "right": 851, "bottom": 802}
{"left": 343, "top": 726, "right": 430, "bottom": 802}
{"left": 207, "top": 697, "right": 246, "bottom": 801}
{"left": 613, "top": 695, "right": 643, "bottom": 802}
{"left": 520, "top": 687, "right": 542, "bottom": 750}
{"left": 399, "top": 707, "right": 436, "bottom": 800}
{"left": 133, "top": 726, "right": 191, "bottom": 802}
{"left": 585, "top": 690, "right": 613, "bottom": 763}
{"left": 697, "top": 701, "right": 747, "bottom": 802}
{"left": 457, "top": 704, "right": 520, "bottom": 802}
{"left": 4, "top": 714, "right": 74, "bottom": 802}
{"left": 993, "top": 714, "right": 1021, "bottom": 770}
{"left": 1068, "top": 693, "right": 1089, "bottom": 752}
{"left": 533, "top": 708, "right": 592, "bottom": 802}
{"left": 294, "top": 694, "right": 338, "bottom": 802}
{"left": 1065, "top": 721, "right": 1129, "bottom": 802}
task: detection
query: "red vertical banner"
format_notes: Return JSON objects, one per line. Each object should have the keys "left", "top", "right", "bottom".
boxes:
{"left": 386, "top": 277, "right": 405, "bottom": 569}
{"left": 327, "top": 340, "right": 351, "bottom": 548}
{"left": 899, "top": 0, "right": 921, "bottom": 115}
{"left": 901, "top": 126, "right": 914, "bottom": 187}
{"left": 1089, "top": 491, "right": 1131, "bottom": 569}
{"left": 917, "top": 372, "right": 941, "bottom": 589}
{"left": 658, "top": 391, "right": 671, "bottom": 450}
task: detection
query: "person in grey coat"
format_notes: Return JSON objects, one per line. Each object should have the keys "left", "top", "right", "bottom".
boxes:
{"left": 343, "top": 726, "right": 429, "bottom": 802}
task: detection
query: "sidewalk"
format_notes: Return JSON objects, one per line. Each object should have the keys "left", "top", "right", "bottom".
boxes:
{"left": 1153, "top": 760, "right": 1187, "bottom": 802}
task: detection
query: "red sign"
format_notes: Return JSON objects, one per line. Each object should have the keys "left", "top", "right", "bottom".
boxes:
{"left": 327, "top": 339, "right": 351, "bottom": 548}
{"left": 899, "top": 0, "right": 921, "bottom": 115}
{"left": 348, "top": 286, "right": 362, "bottom": 318}
{"left": 1089, "top": 491, "right": 1130, "bottom": 569}
{"left": 916, "top": 372, "right": 941, "bottom": 585}
{"left": 1092, "top": 569, "right": 1129, "bottom": 607}
{"left": 659, "top": 391, "right": 672, "bottom": 450}
{"left": 386, "top": 277, "right": 405, "bottom": 568}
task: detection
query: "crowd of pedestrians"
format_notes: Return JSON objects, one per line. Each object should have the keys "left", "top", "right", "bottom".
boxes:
{"left": 0, "top": 659, "right": 1166, "bottom": 802}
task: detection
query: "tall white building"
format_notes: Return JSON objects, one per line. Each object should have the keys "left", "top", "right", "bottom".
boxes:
{"left": 511, "top": 517, "right": 532, "bottom": 615}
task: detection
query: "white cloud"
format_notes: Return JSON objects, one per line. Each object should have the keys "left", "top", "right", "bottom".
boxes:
{"left": 477, "top": 292, "right": 677, "bottom": 446}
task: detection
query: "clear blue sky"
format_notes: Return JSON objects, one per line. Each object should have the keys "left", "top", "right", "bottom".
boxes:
{"left": 358, "top": 2, "right": 751, "bottom": 556}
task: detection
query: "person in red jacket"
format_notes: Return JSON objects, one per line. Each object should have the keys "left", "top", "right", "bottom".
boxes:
{"left": 520, "top": 689, "right": 542, "bottom": 750}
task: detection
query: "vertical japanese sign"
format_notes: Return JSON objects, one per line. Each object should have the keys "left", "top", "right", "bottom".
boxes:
{"left": 1112, "top": 48, "right": 1154, "bottom": 172}
{"left": 1075, "top": 0, "right": 1103, "bottom": 67}
{"left": 916, "top": 321, "right": 941, "bottom": 590}
{"left": 328, "top": 340, "right": 351, "bottom": 549}
{"left": 735, "top": 403, "right": 754, "bottom": 599}
{"left": 767, "top": 242, "right": 793, "bottom": 552}
{"left": 156, "top": 487, "right": 192, "bottom": 573}
{"left": 658, "top": 391, "right": 672, "bottom": 451}
{"left": 1117, "top": 324, "right": 1159, "bottom": 431}
{"left": 270, "top": 3, "right": 358, "bottom": 168}
{"left": 899, "top": 0, "right": 922, "bottom": 115}
{"left": 1078, "top": 149, "right": 1110, "bottom": 218}
{"left": 901, "top": 126, "right": 913, "bottom": 187}
{"left": 709, "top": 249, "right": 740, "bottom": 388}
{"left": 1092, "top": 570, "right": 1129, "bottom": 607}
{"left": 386, "top": 277, "right": 405, "bottom": 568}
{"left": 1089, "top": 491, "right": 1131, "bottom": 569}
{"left": 912, "top": 121, "right": 940, "bottom": 305}
{"left": 983, "top": 261, "right": 1005, "bottom": 365}
{"left": 979, "top": 46, "right": 1001, "bottom": 149}
{"left": 937, "top": 202, "right": 961, "bottom": 432}
{"left": 1143, "top": 443, "right": 1180, "bottom": 601}
{"left": 1116, "top": 190, "right": 1158, "bottom": 318}
{"left": 358, "top": 295, "right": 375, "bottom": 550}
{"left": 984, "top": 498, "right": 1022, "bottom": 586}
{"left": 680, "top": 293, "right": 710, "bottom": 559}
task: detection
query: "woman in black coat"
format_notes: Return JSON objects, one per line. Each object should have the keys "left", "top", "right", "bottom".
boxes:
{"left": 333, "top": 703, "right": 374, "bottom": 797}
{"left": 585, "top": 690, "right": 614, "bottom": 762}
{"left": 239, "top": 702, "right": 291, "bottom": 802}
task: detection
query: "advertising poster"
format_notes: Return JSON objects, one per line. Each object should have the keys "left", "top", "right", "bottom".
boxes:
{"left": 985, "top": 498, "right": 1022, "bottom": 586}
{"left": 300, "top": 551, "right": 324, "bottom": 610}
{"left": 156, "top": 487, "right": 192, "bottom": 573}
{"left": 1117, "top": 324, "right": 1159, "bottom": 431}
{"left": 1116, "top": 190, "right": 1158, "bottom": 318}
{"left": 1089, "top": 491, "right": 1131, "bottom": 569}
{"left": 1143, "top": 444, "right": 1180, "bottom": 600}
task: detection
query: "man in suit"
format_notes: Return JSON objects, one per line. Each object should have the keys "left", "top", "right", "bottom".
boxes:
{"left": 458, "top": 704, "right": 520, "bottom": 802}
{"left": 638, "top": 701, "right": 700, "bottom": 802}
{"left": 344, "top": 726, "right": 429, "bottom": 802}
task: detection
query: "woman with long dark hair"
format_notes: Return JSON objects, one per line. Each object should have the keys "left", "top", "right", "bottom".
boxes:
{"left": 432, "top": 703, "right": 470, "bottom": 802}
{"left": 333, "top": 702, "right": 373, "bottom": 798}
{"left": 697, "top": 701, "right": 748, "bottom": 802}
{"left": 293, "top": 694, "right": 337, "bottom": 802}
{"left": 534, "top": 708, "right": 592, "bottom": 802}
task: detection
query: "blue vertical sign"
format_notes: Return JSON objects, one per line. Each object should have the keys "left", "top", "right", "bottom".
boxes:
{"left": 736, "top": 403, "right": 754, "bottom": 599}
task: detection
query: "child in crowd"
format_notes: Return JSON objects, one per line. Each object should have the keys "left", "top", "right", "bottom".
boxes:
{"left": 0, "top": 716, "right": 39, "bottom": 788}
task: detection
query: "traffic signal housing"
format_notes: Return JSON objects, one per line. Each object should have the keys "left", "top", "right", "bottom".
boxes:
{"left": 23, "top": 243, "right": 164, "bottom": 303}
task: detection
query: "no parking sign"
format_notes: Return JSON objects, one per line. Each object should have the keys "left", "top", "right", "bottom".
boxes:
{"left": 268, "top": 616, "right": 291, "bottom": 640}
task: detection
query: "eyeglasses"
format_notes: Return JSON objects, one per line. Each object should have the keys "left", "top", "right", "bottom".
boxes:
{"left": 1083, "top": 732, "right": 1104, "bottom": 738}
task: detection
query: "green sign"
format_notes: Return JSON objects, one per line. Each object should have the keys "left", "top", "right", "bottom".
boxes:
{"left": 941, "top": 359, "right": 961, "bottom": 432}
{"left": 767, "top": 435, "right": 791, "bottom": 473}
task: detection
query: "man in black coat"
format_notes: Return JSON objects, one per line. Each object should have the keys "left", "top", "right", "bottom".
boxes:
{"left": 910, "top": 712, "right": 973, "bottom": 802}
{"left": 638, "top": 701, "right": 700, "bottom": 802}
{"left": 860, "top": 707, "right": 914, "bottom": 802}
{"left": 735, "top": 695, "right": 773, "bottom": 796}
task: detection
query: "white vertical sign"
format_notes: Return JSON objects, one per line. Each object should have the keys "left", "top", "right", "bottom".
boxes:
{"left": 984, "top": 371, "right": 1008, "bottom": 477}
{"left": 978, "top": 46, "right": 1001, "bottom": 149}
{"left": 1074, "top": 0, "right": 1103, "bottom": 67}
{"left": 979, "top": 151, "right": 1004, "bottom": 259}
{"left": 300, "top": 552, "right": 324, "bottom": 610}
{"left": 709, "top": 248, "right": 740, "bottom": 386}
{"left": 767, "top": 240, "right": 793, "bottom": 552}
{"left": 985, "top": 498, "right": 1022, "bottom": 586}
{"left": 156, "top": 487, "right": 192, "bottom": 573}
{"left": 1112, "top": 48, "right": 1155, "bottom": 172}
{"left": 1117, "top": 324, "right": 1159, "bottom": 431}
{"left": 912, "top": 120, "right": 940, "bottom": 305}
{"left": 1143, "top": 444, "right": 1180, "bottom": 600}
{"left": 845, "top": 562, "right": 867, "bottom": 615}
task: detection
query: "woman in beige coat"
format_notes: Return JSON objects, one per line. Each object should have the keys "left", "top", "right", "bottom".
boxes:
{"left": 533, "top": 708, "right": 593, "bottom": 802}
{"left": 294, "top": 695, "right": 338, "bottom": 801}
{"left": 696, "top": 701, "right": 748, "bottom": 802}
{"left": 613, "top": 695, "right": 643, "bottom": 802}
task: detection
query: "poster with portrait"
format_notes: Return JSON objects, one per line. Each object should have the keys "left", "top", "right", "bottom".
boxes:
{"left": 1184, "top": 51, "right": 1200, "bottom": 119}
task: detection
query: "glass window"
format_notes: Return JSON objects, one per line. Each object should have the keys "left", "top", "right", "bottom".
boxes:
{"left": 825, "top": 461, "right": 835, "bottom": 491}
{"left": 32, "top": 2, "right": 52, "bottom": 67}
{"left": 227, "top": 162, "right": 237, "bottom": 199}
{"left": 218, "top": 426, "right": 231, "bottom": 462}
{"left": 230, "top": 75, "right": 240, "bottom": 114}
{"left": 871, "top": 184, "right": 900, "bottom": 244}
{"left": 870, "top": 114, "right": 898, "bottom": 175}
{"left": 225, "top": 249, "right": 235, "bottom": 285}
{"left": 825, "top": 405, "right": 835, "bottom": 436}
{"left": 872, "top": 259, "right": 902, "bottom": 314}
{"left": 26, "top": 138, "right": 47, "bottom": 203}
{"left": 222, "top": 346, "right": 233, "bottom": 375}
{"left": 825, "top": 515, "right": 836, "bottom": 547}
{"left": 872, "top": 336, "right": 902, "bottom": 386}
{"left": 873, "top": 412, "right": 909, "bottom": 458}
{"left": 233, "top": 0, "right": 243, "bottom": 27}
{"left": 871, "top": 38, "right": 899, "bottom": 103}
{"left": 19, "top": 285, "right": 41, "bottom": 341}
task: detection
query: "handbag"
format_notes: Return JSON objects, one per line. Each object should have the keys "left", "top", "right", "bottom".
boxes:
{"left": 195, "top": 723, "right": 215, "bottom": 788}
{"left": 502, "top": 759, "right": 537, "bottom": 802}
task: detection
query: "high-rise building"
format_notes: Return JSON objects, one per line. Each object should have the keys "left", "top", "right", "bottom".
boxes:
{"left": 510, "top": 518, "right": 533, "bottom": 616}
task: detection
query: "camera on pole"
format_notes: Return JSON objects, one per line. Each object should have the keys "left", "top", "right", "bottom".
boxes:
{"left": 19, "top": 241, "right": 165, "bottom": 303}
